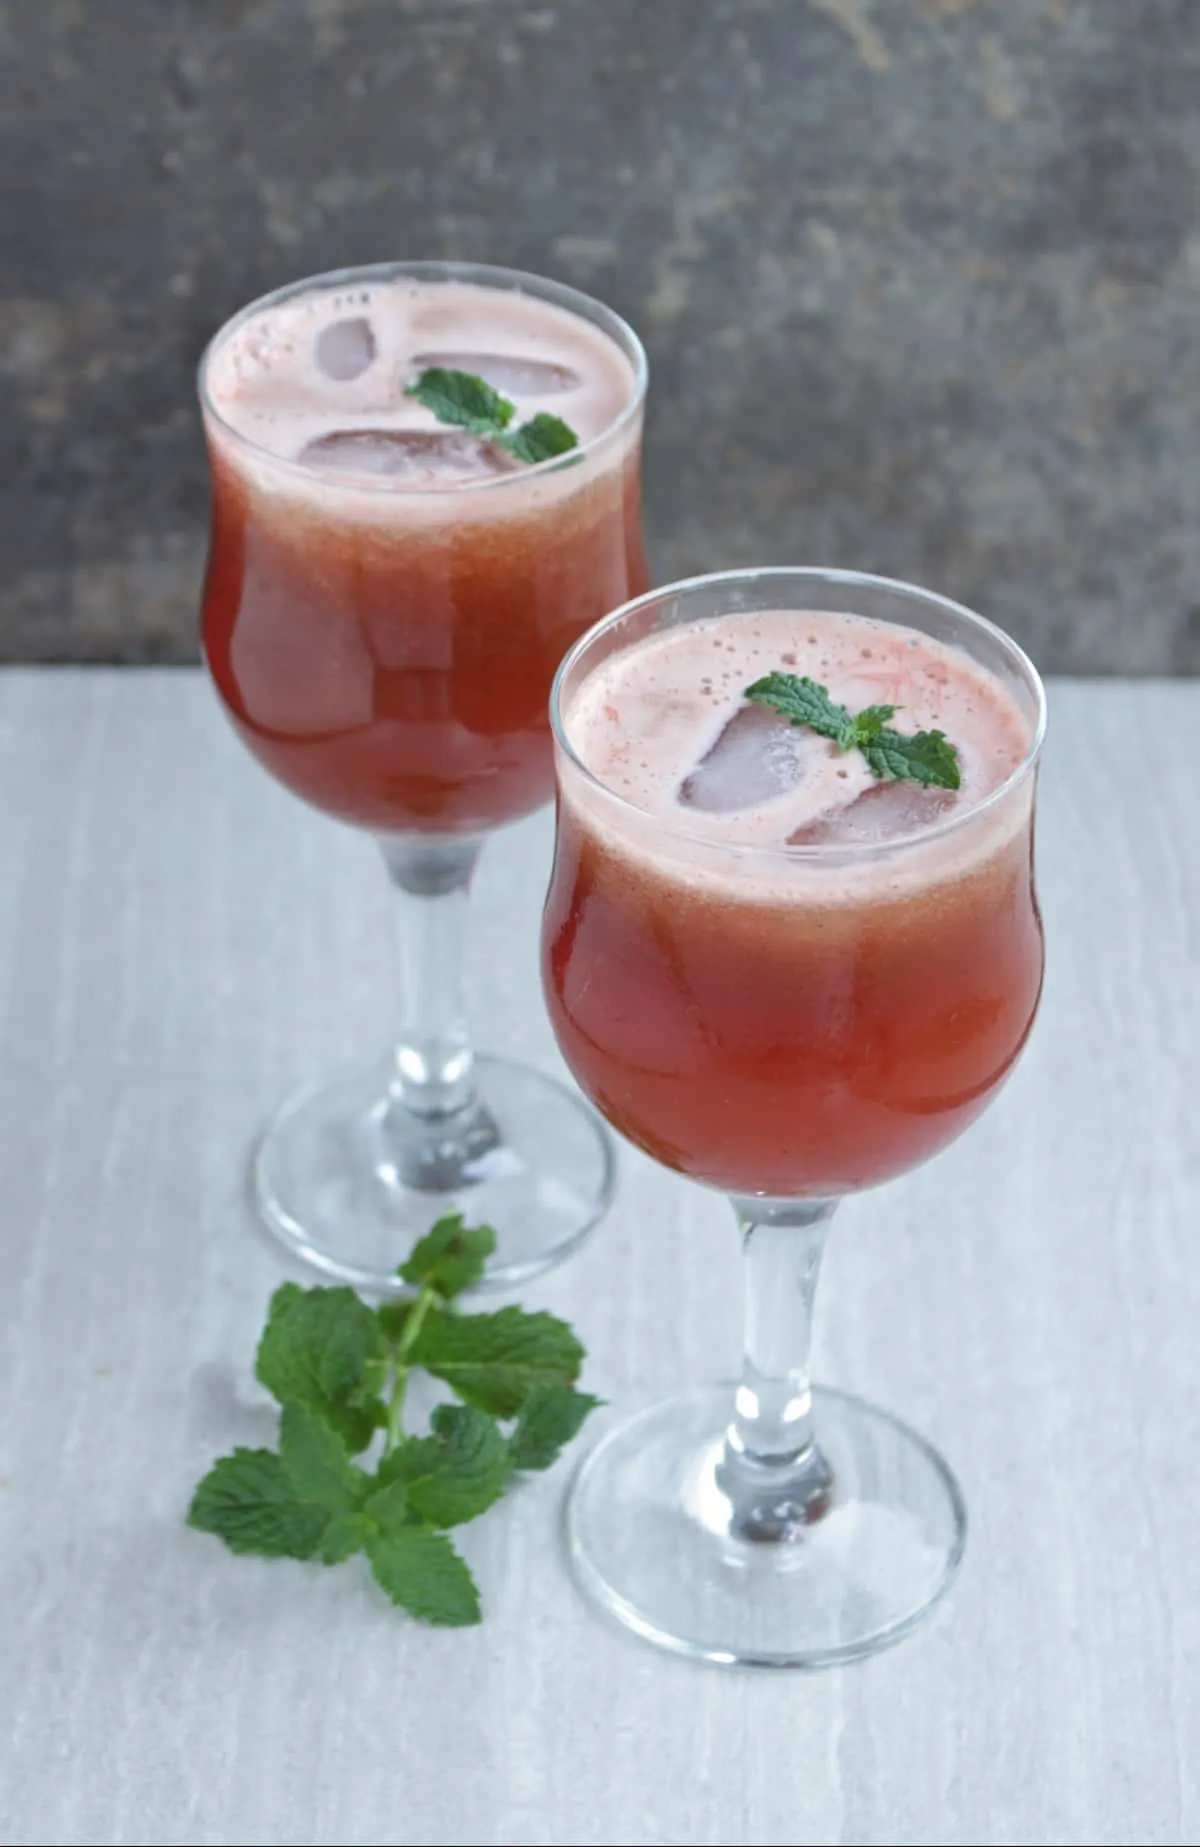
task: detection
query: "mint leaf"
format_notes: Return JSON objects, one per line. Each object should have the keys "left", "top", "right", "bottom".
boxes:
{"left": 376, "top": 1299, "right": 412, "bottom": 1343}
{"left": 398, "top": 1214, "right": 495, "bottom": 1301}
{"left": 368, "top": 1405, "right": 510, "bottom": 1528}
{"left": 318, "top": 1511, "right": 372, "bottom": 1566}
{"left": 255, "top": 1284, "right": 387, "bottom": 1455}
{"left": 509, "top": 1384, "right": 601, "bottom": 1472}
{"left": 405, "top": 367, "right": 514, "bottom": 436}
{"left": 861, "top": 727, "right": 961, "bottom": 790}
{"left": 500, "top": 412, "right": 578, "bottom": 465}
{"left": 745, "top": 672, "right": 858, "bottom": 748}
{"left": 848, "top": 703, "right": 897, "bottom": 744}
{"left": 187, "top": 1449, "right": 328, "bottom": 1559}
{"left": 366, "top": 1526, "right": 482, "bottom": 1627}
{"left": 411, "top": 1306, "right": 584, "bottom": 1417}
{"left": 360, "top": 1472, "right": 415, "bottom": 1535}
{"left": 278, "top": 1404, "right": 365, "bottom": 1517}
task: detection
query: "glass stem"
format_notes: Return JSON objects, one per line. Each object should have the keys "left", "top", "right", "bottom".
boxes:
{"left": 378, "top": 835, "right": 483, "bottom": 1119}
{"left": 718, "top": 1194, "right": 839, "bottom": 1541}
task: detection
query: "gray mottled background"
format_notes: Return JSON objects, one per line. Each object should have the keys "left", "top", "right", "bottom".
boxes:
{"left": 3, "top": 0, "right": 1198, "bottom": 670}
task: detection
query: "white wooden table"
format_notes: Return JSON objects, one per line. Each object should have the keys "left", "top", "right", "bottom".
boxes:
{"left": 0, "top": 670, "right": 1196, "bottom": 1847}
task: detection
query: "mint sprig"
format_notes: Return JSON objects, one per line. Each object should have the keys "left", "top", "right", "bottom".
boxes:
{"left": 187, "top": 1215, "right": 600, "bottom": 1627}
{"left": 405, "top": 367, "right": 579, "bottom": 466}
{"left": 745, "top": 671, "right": 961, "bottom": 791}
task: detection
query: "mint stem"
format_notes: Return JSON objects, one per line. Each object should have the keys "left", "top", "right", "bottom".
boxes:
{"left": 385, "top": 1285, "right": 437, "bottom": 1452}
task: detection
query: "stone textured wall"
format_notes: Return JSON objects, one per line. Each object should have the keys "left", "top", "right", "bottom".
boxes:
{"left": 3, "top": 0, "right": 1198, "bottom": 669}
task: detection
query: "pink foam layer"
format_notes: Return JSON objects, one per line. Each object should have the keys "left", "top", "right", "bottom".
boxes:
{"left": 205, "top": 276, "right": 636, "bottom": 491}
{"left": 562, "top": 608, "right": 1036, "bottom": 904}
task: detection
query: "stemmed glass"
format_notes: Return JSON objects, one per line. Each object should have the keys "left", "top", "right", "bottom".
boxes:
{"left": 542, "top": 568, "right": 1046, "bottom": 1666}
{"left": 198, "top": 260, "right": 648, "bottom": 1291}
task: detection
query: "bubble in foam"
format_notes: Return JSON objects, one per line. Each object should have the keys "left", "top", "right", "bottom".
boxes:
{"left": 409, "top": 351, "right": 580, "bottom": 395}
{"left": 315, "top": 317, "right": 377, "bottom": 382}
{"left": 297, "top": 427, "right": 516, "bottom": 483}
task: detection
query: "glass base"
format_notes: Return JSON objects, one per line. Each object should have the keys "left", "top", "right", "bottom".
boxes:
{"left": 566, "top": 1384, "right": 966, "bottom": 1669}
{"left": 254, "top": 1052, "right": 616, "bottom": 1293}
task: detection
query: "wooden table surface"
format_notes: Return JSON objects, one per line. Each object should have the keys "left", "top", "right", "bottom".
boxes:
{"left": 0, "top": 671, "right": 1196, "bottom": 1847}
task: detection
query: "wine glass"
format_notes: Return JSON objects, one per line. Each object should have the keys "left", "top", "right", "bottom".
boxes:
{"left": 199, "top": 260, "right": 648, "bottom": 1291}
{"left": 542, "top": 567, "right": 1045, "bottom": 1665}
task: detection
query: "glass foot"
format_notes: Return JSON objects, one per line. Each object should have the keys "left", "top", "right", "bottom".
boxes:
{"left": 566, "top": 1384, "right": 966, "bottom": 1668}
{"left": 254, "top": 1052, "right": 616, "bottom": 1292}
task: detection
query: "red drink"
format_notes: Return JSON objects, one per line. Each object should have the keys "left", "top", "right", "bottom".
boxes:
{"left": 201, "top": 268, "right": 647, "bottom": 834}
{"left": 545, "top": 603, "right": 1044, "bottom": 1196}
{"left": 543, "top": 571, "right": 1046, "bottom": 1668}
{"left": 196, "top": 264, "right": 647, "bottom": 1299}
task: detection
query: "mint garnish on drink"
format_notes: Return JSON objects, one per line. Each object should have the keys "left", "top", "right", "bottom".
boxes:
{"left": 745, "top": 672, "right": 962, "bottom": 790}
{"left": 406, "top": 367, "right": 579, "bottom": 465}
{"left": 188, "top": 1215, "right": 600, "bottom": 1627}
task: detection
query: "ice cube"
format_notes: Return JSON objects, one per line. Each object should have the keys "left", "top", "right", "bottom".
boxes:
{"left": 314, "top": 317, "right": 377, "bottom": 382}
{"left": 678, "top": 705, "right": 813, "bottom": 813}
{"left": 297, "top": 428, "right": 516, "bottom": 483}
{"left": 788, "top": 781, "right": 958, "bottom": 846}
{"left": 409, "top": 351, "right": 580, "bottom": 395}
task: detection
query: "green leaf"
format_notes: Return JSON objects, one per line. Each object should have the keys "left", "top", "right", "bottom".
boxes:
{"left": 255, "top": 1284, "right": 387, "bottom": 1455}
{"left": 745, "top": 672, "right": 857, "bottom": 747}
{"left": 410, "top": 1305, "right": 584, "bottom": 1417}
{"left": 861, "top": 727, "right": 961, "bottom": 790}
{"left": 278, "top": 1403, "right": 365, "bottom": 1517}
{"left": 398, "top": 1214, "right": 495, "bottom": 1301}
{"left": 360, "top": 1473, "right": 415, "bottom": 1535}
{"left": 318, "top": 1511, "right": 372, "bottom": 1566}
{"left": 500, "top": 412, "right": 579, "bottom": 464}
{"left": 366, "top": 1526, "right": 482, "bottom": 1626}
{"left": 367, "top": 1405, "right": 510, "bottom": 1528}
{"left": 508, "top": 1384, "right": 602, "bottom": 1472}
{"left": 376, "top": 1299, "right": 413, "bottom": 1343}
{"left": 187, "top": 1449, "right": 328, "bottom": 1560}
{"left": 847, "top": 703, "right": 898, "bottom": 745}
{"left": 404, "top": 367, "right": 514, "bottom": 436}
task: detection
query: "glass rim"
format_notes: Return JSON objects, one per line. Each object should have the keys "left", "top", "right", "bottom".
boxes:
{"left": 196, "top": 257, "right": 649, "bottom": 497}
{"left": 549, "top": 566, "right": 1048, "bottom": 864}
